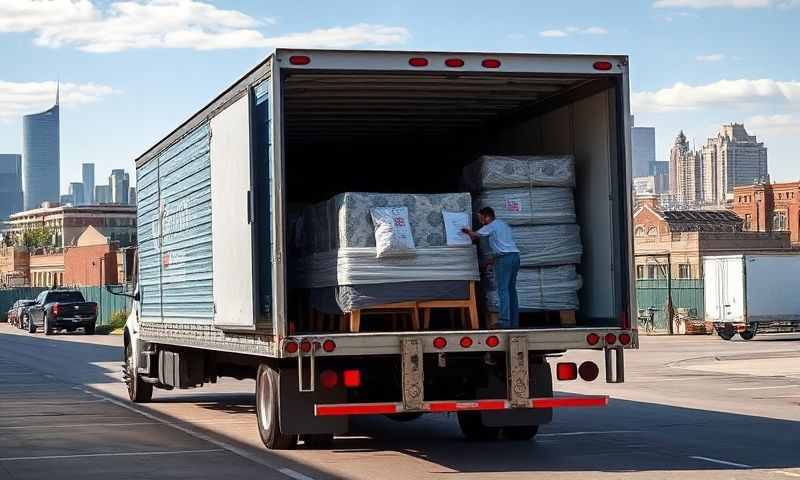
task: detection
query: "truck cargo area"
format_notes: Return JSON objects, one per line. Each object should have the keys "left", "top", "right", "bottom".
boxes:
{"left": 283, "top": 69, "right": 629, "bottom": 331}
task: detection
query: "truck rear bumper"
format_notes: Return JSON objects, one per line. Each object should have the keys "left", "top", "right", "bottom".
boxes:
{"left": 315, "top": 395, "right": 608, "bottom": 416}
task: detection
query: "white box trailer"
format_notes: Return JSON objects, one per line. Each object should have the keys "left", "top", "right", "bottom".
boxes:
{"left": 123, "top": 48, "right": 638, "bottom": 450}
{"left": 704, "top": 254, "right": 800, "bottom": 340}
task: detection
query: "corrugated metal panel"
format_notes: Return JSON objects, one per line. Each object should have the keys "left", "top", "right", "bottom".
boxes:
{"left": 158, "top": 124, "right": 214, "bottom": 321}
{"left": 0, "top": 288, "right": 46, "bottom": 321}
{"left": 136, "top": 152, "right": 162, "bottom": 319}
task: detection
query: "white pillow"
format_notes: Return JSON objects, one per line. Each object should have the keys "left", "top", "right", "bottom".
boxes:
{"left": 442, "top": 210, "right": 472, "bottom": 246}
{"left": 370, "top": 207, "right": 416, "bottom": 258}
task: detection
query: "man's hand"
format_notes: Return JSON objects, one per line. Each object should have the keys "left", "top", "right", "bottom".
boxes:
{"left": 461, "top": 227, "right": 479, "bottom": 240}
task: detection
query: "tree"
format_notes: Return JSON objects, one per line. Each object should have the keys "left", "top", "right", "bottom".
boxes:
{"left": 22, "top": 227, "right": 56, "bottom": 249}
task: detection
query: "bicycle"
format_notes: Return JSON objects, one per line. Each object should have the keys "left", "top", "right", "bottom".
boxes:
{"left": 638, "top": 306, "right": 657, "bottom": 334}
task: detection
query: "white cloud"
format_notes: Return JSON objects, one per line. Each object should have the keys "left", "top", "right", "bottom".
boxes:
{"left": 696, "top": 53, "right": 726, "bottom": 61}
{"left": 653, "top": 0, "right": 798, "bottom": 8}
{"left": 747, "top": 114, "right": 800, "bottom": 134}
{"left": 540, "top": 29, "right": 568, "bottom": 38}
{"left": 539, "top": 26, "right": 607, "bottom": 38}
{"left": 0, "top": 0, "right": 410, "bottom": 53}
{"left": 633, "top": 79, "right": 800, "bottom": 112}
{"left": 0, "top": 81, "right": 117, "bottom": 118}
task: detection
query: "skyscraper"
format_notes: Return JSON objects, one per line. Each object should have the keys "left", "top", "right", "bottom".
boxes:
{"left": 702, "top": 124, "right": 768, "bottom": 205}
{"left": 95, "top": 185, "right": 111, "bottom": 204}
{"left": 128, "top": 186, "right": 137, "bottom": 206}
{"left": 631, "top": 119, "right": 656, "bottom": 178}
{"left": 82, "top": 163, "right": 95, "bottom": 204}
{"left": 68, "top": 182, "right": 84, "bottom": 205}
{"left": 109, "top": 169, "right": 130, "bottom": 204}
{"left": 0, "top": 154, "right": 23, "bottom": 220}
{"left": 22, "top": 93, "right": 60, "bottom": 210}
{"left": 669, "top": 131, "right": 703, "bottom": 204}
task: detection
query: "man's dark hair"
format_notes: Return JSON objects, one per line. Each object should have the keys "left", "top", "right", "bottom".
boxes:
{"left": 478, "top": 207, "right": 495, "bottom": 218}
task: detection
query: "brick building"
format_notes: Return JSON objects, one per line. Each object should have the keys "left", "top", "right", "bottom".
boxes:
{"left": 633, "top": 195, "right": 793, "bottom": 279}
{"left": 64, "top": 226, "right": 121, "bottom": 286}
{"left": 732, "top": 181, "right": 800, "bottom": 246}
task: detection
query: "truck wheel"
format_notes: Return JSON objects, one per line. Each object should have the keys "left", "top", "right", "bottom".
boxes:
{"left": 256, "top": 364, "right": 297, "bottom": 450}
{"left": 44, "top": 317, "right": 53, "bottom": 335}
{"left": 502, "top": 425, "right": 539, "bottom": 441}
{"left": 125, "top": 340, "right": 153, "bottom": 403}
{"left": 740, "top": 330, "right": 755, "bottom": 341}
{"left": 85, "top": 323, "right": 95, "bottom": 335}
{"left": 26, "top": 315, "right": 36, "bottom": 334}
{"left": 457, "top": 411, "right": 500, "bottom": 441}
{"left": 717, "top": 327, "right": 734, "bottom": 341}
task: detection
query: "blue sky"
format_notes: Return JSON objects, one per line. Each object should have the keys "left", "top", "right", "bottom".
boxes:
{"left": 1, "top": 0, "right": 799, "bottom": 192}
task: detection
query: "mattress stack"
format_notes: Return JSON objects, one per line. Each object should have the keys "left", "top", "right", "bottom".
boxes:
{"left": 290, "top": 192, "right": 479, "bottom": 314}
{"left": 463, "top": 155, "right": 583, "bottom": 313}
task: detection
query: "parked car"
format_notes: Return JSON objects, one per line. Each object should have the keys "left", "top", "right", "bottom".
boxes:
{"left": 8, "top": 300, "right": 36, "bottom": 329}
{"left": 26, "top": 290, "right": 98, "bottom": 335}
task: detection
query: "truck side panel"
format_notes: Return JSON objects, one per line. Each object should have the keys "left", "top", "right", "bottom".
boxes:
{"left": 745, "top": 255, "right": 800, "bottom": 322}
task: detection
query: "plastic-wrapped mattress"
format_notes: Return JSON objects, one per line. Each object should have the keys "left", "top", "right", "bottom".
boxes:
{"left": 475, "top": 187, "right": 576, "bottom": 225}
{"left": 478, "top": 224, "right": 582, "bottom": 267}
{"left": 463, "top": 155, "right": 575, "bottom": 190}
{"left": 483, "top": 265, "right": 582, "bottom": 312}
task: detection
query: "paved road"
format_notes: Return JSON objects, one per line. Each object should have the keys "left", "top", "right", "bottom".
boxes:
{"left": 0, "top": 323, "right": 798, "bottom": 479}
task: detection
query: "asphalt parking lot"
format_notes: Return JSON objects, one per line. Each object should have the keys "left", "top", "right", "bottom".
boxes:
{"left": 0, "top": 323, "right": 798, "bottom": 479}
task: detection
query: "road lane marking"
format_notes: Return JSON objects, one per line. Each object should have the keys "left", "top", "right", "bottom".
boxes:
{"left": 0, "top": 422, "right": 157, "bottom": 430}
{"left": 0, "top": 449, "right": 224, "bottom": 462}
{"left": 79, "top": 389, "right": 317, "bottom": 480}
{"left": 538, "top": 430, "right": 641, "bottom": 437}
{"left": 690, "top": 456, "right": 752, "bottom": 468}
{"left": 727, "top": 385, "right": 800, "bottom": 391}
{"left": 279, "top": 468, "right": 316, "bottom": 480}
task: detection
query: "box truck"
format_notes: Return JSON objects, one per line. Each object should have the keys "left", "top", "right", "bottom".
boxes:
{"left": 123, "top": 49, "right": 638, "bottom": 449}
{"left": 704, "top": 254, "right": 800, "bottom": 340}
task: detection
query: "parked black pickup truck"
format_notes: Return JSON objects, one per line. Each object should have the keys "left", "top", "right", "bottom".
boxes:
{"left": 27, "top": 290, "right": 98, "bottom": 335}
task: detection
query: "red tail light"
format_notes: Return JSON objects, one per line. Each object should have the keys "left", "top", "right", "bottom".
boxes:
{"left": 52, "top": 303, "right": 60, "bottom": 316}
{"left": 586, "top": 333, "right": 600, "bottom": 346}
{"left": 433, "top": 337, "right": 447, "bottom": 349}
{"left": 408, "top": 57, "right": 428, "bottom": 67}
{"left": 605, "top": 333, "right": 617, "bottom": 345}
{"left": 460, "top": 336, "right": 473, "bottom": 348}
{"left": 343, "top": 369, "right": 361, "bottom": 388}
{"left": 289, "top": 55, "right": 310, "bottom": 65}
{"left": 284, "top": 341, "right": 298, "bottom": 354}
{"left": 300, "top": 340, "right": 312, "bottom": 353}
{"left": 320, "top": 370, "right": 338, "bottom": 390}
{"left": 593, "top": 61, "right": 613, "bottom": 71}
{"left": 322, "top": 339, "right": 336, "bottom": 352}
{"left": 619, "top": 333, "right": 631, "bottom": 345}
{"left": 486, "top": 335, "right": 500, "bottom": 348}
{"left": 579, "top": 361, "right": 600, "bottom": 381}
{"left": 481, "top": 59, "right": 501, "bottom": 68}
{"left": 445, "top": 58, "right": 464, "bottom": 68}
{"left": 556, "top": 362, "right": 578, "bottom": 381}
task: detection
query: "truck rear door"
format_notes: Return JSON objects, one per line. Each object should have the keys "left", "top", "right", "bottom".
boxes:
{"left": 709, "top": 256, "right": 745, "bottom": 323}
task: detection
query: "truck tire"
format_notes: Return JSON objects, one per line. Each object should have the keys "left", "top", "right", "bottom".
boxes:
{"left": 125, "top": 340, "right": 153, "bottom": 403}
{"left": 717, "top": 327, "right": 734, "bottom": 341}
{"left": 256, "top": 364, "right": 297, "bottom": 450}
{"left": 740, "top": 330, "right": 755, "bottom": 341}
{"left": 44, "top": 316, "right": 53, "bottom": 336}
{"left": 457, "top": 411, "right": 500, "bottom": 441}
{"left": 85, "top": 323, "right": 96, "bottom": 335}
{"left": 502, "top": 425, "right": 539, "bottom": 441}
{"left": 26, "top": 315, "right": 36, "bottom": 334}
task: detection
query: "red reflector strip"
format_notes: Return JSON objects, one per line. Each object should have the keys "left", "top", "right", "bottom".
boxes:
{"left": 427, "top": 400, "right": 508, "bottom": 412}
{"left": 531, "top": 396, "right": 609, "bottom": 409}
{"left": 315, "top": 403, "right": 398, "bottom": 416}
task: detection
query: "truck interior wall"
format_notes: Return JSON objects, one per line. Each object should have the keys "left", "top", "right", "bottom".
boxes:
{"left": 282, "top": 73, "right": 625, "bottom": 328}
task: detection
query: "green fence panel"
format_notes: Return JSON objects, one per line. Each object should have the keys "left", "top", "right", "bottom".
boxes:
{"left": 0, "top": 286, "right": 130, "bottom": 325}
{"left": 635, "top": 279, "right": 704, "bottom": 332}
{"left": 0, "top": 288, "right": 47, "bottom": 321}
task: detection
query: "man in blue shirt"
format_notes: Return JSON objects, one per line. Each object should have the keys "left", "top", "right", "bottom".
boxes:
{"left": 463, "top": 207, "right": 521, "bottom": 329}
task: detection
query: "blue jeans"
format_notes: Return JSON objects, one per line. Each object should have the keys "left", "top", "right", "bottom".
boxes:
{"left": 494, "top": 252, "right": 520, "bottom": 328}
